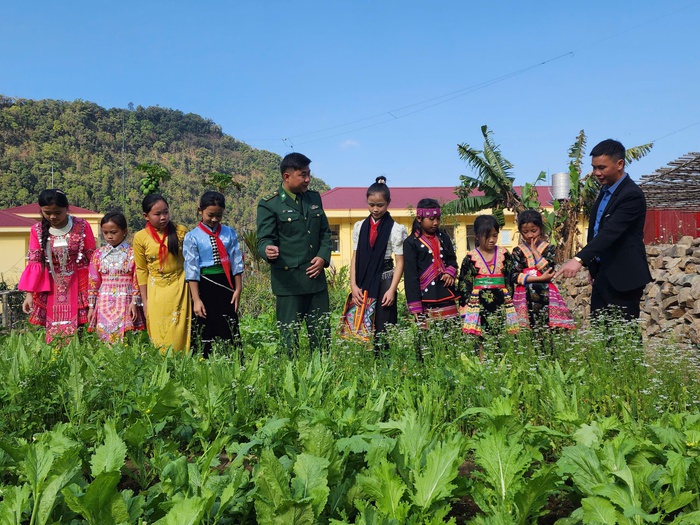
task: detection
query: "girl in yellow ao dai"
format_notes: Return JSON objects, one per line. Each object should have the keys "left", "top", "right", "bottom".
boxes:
{"left": 133, "top": 194, "right": 191, "bottom": 353}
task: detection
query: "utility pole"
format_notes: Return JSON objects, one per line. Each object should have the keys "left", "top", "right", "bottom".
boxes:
{"left": 122, "top": 112, "right": 126, "bottom": 210}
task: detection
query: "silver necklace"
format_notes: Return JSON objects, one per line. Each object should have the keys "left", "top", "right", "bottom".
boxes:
{"left": 49, "top": 216, "right": 73, "bottom": 237}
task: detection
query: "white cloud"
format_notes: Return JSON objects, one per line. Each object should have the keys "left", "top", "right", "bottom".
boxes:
{"left": 340, "top": 139, "right": 360, "bottom": 150}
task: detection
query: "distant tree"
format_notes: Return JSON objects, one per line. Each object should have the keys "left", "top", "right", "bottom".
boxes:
{"left": 0, "top": 96, "right": 330, "bottom": 232}
{"left": 205, "top": 172, "right": 242, "bottom": 194}
{"left": 136, "top": 163, "right": 171, "bottom": 196}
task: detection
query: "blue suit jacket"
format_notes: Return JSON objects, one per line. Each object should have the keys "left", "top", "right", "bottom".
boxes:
{"left": 576, "top": 175, "right": 651, "bottom": 292}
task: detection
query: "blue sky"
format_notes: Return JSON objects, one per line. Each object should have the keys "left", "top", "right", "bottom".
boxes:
{"left": 2, "top": 1, "right": 699, "bottom": 190}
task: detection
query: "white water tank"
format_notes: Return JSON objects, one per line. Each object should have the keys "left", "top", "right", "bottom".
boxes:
{"left": 551, "top": 172, "right": 570, "bottom": 200}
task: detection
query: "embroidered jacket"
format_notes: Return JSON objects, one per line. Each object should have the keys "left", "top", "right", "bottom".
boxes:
{"left": 403, "top": 229, "right": 459, "bottom": 314}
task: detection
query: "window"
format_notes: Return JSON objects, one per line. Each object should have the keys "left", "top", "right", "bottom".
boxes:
{"left": 330, "top": 224, "right": 340, "bottom": 253}
{"left": 500, "top": 230, "right": 512, "bottom": 246}
{"left": 465, "top": 225, "right": 475, "bottom": 250}
{"left": 441, "top": 225, "right": 457, "bottom": 250}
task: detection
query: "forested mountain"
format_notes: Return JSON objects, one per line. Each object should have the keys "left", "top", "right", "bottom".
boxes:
{"left": 0, "top": 96, "right": 329, "bottom": 232}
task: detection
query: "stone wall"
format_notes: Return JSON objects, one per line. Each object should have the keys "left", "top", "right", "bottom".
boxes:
{"left": 559, "top": 236, "right": 700, "bottom": 346}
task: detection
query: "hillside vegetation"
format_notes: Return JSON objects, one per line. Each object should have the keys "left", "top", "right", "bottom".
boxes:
{"left": 0, "top": 95, "right": 329, "bottom": 232}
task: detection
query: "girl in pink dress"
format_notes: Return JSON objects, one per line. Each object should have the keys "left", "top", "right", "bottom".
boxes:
{"left": 87, "top": 212, "right": 146, "bottom": 343}
{"left": 19, "top": 189, "right": 96, "bottom": 343}
{"left": 510, "top": 209, "right": 575, "bottom": 330}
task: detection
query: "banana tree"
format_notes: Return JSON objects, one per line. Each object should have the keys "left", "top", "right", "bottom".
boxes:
{"left": 444, "top": 125, "right": 535, "bottom": 226}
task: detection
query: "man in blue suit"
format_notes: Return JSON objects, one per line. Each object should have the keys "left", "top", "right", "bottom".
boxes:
{"left": 556, "top": 139, "right": 651, "bottom": 320}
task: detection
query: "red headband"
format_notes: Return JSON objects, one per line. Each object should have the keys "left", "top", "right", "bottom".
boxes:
{"left": 416, "top": 207, "right": 441, "bottom": 218}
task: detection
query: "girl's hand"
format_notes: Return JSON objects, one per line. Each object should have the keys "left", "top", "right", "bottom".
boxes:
{"left": 142, "top": 299, "right": 148, "bottom": 318}
{"left": 351, "top": 284, "right": 364, "bottom": 307}
{"left": 193, "top": 298, "right": 206, "bottom": 318}
{"left": 381, "top": 289, "right": 395, "bottom": 307}
{"left": 22, "top": 293, "right": 33, "bottom": 314}
{"left": 528, "top": 237, "right": 543, "bottom": 257}
{"left": 539, "top": 267, "right": 555, "bottom": 282}
{"left": 129, "top": 303, "right": 138, "bottom": 321}
{"left": 231, "top": 290, "right": 241, "bottom": 313}
{"left": 87, "top": 306, "right": 96, "bottom": 324}
{"left": 441, "top": 273, "right": 455, "bottom": 288}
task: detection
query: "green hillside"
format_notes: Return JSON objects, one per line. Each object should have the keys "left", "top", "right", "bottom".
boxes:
{"left": 0, "top": 95, "right": 329, "bottom": 233}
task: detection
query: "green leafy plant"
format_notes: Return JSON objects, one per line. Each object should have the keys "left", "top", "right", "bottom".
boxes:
{"left": 556, "top": 415, "right": 700, "bottom": 524}
{"left": 205, "top": 172, "right": 243, "bottom": 194}
{"left": 253, "top": 448, "right": 331, "bottom": 524}
{"left": 0, "top": 301, "right": 699, "bottom": 524}
{"left": 136, "top": 162, "right": 172, "bottom": 196}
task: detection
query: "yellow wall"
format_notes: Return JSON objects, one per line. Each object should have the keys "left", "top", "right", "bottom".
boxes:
{"left": 327, "top": 208, "right": 587, "bottom": 269}
{"left": 0, "top": 215, "right": 102, "bottom": 286}
{"left": 0, "top": 230, "right": 30, "bottom": 285}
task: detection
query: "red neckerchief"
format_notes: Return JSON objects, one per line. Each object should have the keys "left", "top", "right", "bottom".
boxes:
{"left": 422, "top": 232, "right": 444, "bottom": 273}
{"left": 369, "top": 218, "right": 380, "bottom": 248}
{"left": 146, "top": 222, "right": 168, "bottom": 271}
{"left": 198, "top": 223, "right": 234, "bottom": 289}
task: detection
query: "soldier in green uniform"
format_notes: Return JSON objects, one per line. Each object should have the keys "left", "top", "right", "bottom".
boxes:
{"left": 256, "top": 152, "right": 332, "bottom": 354}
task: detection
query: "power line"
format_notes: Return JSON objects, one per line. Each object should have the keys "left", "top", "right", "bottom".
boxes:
{"left": 245, "top": 1, "right": 700, "bottom": 150}
{"left": 291, "top": 52, "right": 574, "bottom": 145}
{"left": 651, "top": 119, "right": 700, "bottom": 143}
{"left": 268, "top": 51, "right": 575, "bottom": 148}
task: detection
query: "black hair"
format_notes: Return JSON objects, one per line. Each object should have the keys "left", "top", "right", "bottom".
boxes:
{"left": 280, "top": 152, "right": 312, "bottom": 175}
{"left": 199, "top": 190, "right": 226, "bottom": 210}
{"left": 517, "top": 209, "right": 545, "bottom": 232}
{"left": 38, "top": 189, "right": 70, "bottom": 267}
{"left": 473, "top": 215, "right": 500, "bottom": 247}
{"left": 411, "top": 198, "right": 441, "bottom": 236}
{"left": 366, "top": 176, "right": 391, "bottom": 202}
{"left": 101, "top": 211, "right": 128, "bottom": 230}
{"left": 142, "top": 194, "right": 179, "bottom": 257}
{"left": 590, "top": 139, "right": 626, "bottom": 162}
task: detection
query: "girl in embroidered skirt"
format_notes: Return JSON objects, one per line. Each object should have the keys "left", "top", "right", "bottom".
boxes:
{"left": 19, "top": 189, "right": 96, "bottom": 343}
{"left": 403, "top": 199, "right": 460, "bottom": 328}
{"left": 458, "top": 215, "right": 519, "bottom": 338}
{"left": 87, "top": 212, "right": 146, "bottom": 343}
{"left": 510, "top": 209, "right": 575, "bottom": 330}
{"left": 133, "top": 194, "right": 191, "bottom": 353}
{"left": 343, "top": 177, "right": 408, "bottom": 353}
{"left": 184, "top": 191, "right": 244, "bottom": 358}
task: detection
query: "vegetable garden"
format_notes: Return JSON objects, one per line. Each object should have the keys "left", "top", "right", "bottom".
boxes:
{"left": 1, "top": 273, "right": 700, "bottom": 524}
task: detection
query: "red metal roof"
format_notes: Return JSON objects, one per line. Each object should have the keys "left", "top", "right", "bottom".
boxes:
{"left": 3, "top": 203, "right": 99, "bottom": 216}
{"left": 0, "top": 204, "right": 100, "bottom": 228}
{"left": 321, "top": 186, "right": 553, "bottom": 210}
{"left": 0, "top": 210, "right": 36, "bottom": 227}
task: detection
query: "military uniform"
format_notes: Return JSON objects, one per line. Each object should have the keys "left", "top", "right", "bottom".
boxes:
{"left": 256, "top": 184, "right": 332, "bottom": 352}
